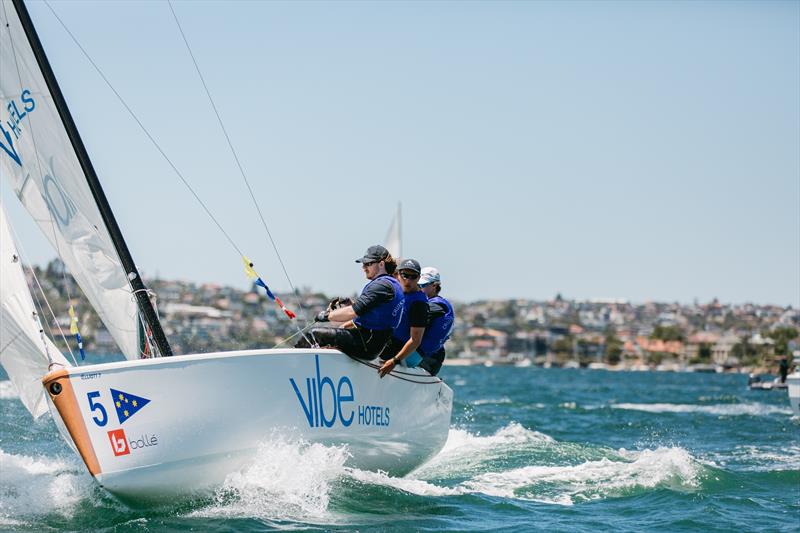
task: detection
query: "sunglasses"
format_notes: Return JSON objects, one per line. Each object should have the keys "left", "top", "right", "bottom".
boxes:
{"left": 399, "top": 271, "right": 420, "bottom": 280}
{"left": 361, "top": 261, "right": 377, "bottom": 267}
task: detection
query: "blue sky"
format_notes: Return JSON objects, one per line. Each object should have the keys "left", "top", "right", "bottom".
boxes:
{"left": 3, "top": 0, "right": 798, "bottom": 306}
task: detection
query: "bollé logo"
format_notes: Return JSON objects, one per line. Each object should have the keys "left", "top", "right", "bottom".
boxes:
{"left": 108, "top": 429, "right": 129, "bottom": 456}
{"left": 289, "top": 354, "right": 354, "bottom": 428}
{"left": 107, "top": 428, "right": 159, "bottom": 457}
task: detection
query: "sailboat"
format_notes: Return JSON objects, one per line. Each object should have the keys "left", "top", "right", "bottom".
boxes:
{"left": 384, "top": 202, "right": 402, "bottom": 259}
{"left": 0, "top": 0, "right": 452, "bottom": 501}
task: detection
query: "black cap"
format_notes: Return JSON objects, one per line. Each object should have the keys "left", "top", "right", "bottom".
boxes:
{"left": 355, "top": 245, "right": 390, "bottom": 263}
{"left": 398, "top": 258, "right": 421, "bottom": 274}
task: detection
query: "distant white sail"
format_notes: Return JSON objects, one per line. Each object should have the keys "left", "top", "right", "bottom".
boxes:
{"left": 0, "top": 2, "right": 141, "bottom": 360}
{"left": 0, "top": 203, "right": 70, "bottom": 418}
{"left": 384, "top": 202, "right": 402, "bottom": 259}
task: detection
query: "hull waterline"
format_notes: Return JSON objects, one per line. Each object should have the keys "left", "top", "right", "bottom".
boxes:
{"left": 42, "top": 348, "right": 453, "bottom": 500}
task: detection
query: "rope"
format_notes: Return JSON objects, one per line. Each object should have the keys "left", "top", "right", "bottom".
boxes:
{"left": 346, "top": 355, "right": 443, "bottom": 385}
{"left": 44, "top": 1, "right": 317, "bottom": 347}
{"left": 166, "top": 1, "right": 317, "bottom": 345}
{"left": 42, "top": 0, "right": 244, "bottom": 258}
{"left": 272, "top": 322, "right": 319, "bottom": 349}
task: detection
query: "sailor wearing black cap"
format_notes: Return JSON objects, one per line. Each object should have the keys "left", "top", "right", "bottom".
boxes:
{"left": 379, "top": 259, "right": 429, "bottom": 377}
{"left": 296, "top": 245, "right": 404, "bottom": 359}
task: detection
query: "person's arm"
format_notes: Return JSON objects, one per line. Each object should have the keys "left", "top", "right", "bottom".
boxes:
{"left": 328, "top": 306, "right": 357, "bottom": 323}
{"left": 379, "top": 326, "right": 424, "bottom": 377}
{"left": 316, "top": 279, "right": 393, "bottom": 324}
{"left": 379, "top": 299, "right": 428, "bottom": 378}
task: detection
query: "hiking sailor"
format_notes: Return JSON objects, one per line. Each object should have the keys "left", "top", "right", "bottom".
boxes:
{"left": 416, "top": 267, "right": 455, "bottom": 376}
{"left": 379, "top": 259, "right": 429, "bottom": 377}
{"left": 297, "top": 245, "right": 404, "bottom": 359}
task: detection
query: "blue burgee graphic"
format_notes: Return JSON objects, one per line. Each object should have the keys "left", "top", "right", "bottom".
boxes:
{"left": 110, "top": 388, "right": 151, "bottom": 424}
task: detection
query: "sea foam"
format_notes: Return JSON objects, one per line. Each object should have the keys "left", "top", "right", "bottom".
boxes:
{"left": 0, "top": 448, "right": 95, "bottom": 520}
{"left": 191, "top": 435, "right": 351, "bottom": 522}
{"left": 0, "top": 380, "right": 19, "bottom": 400}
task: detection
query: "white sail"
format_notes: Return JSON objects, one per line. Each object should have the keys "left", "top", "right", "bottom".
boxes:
{"left": 384, "top": 202, "right": 402, "bottom": 259}
{"left": 0, "top": 203, "right": 70, "bottom": 417}
{"left": 0, "top": 1, "right": 141, "bottom": 360}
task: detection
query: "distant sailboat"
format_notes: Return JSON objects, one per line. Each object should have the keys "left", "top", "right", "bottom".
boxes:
{"left": 0, "top": 0, "right": 452, "bottom": 501}
{"left": 384, "top": 202, "right": 402, "bottom": 259}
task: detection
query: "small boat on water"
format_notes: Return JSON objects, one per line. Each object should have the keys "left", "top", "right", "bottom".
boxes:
{"left": 747, "top": 373, "right": 789, "bottom": 391}
{"left": 0, "top": 0, "right": 452, "bottom": 501}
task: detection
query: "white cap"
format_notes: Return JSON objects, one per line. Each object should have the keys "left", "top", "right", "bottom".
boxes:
{"left": 418, "top": 267, "right": 441, "bottom": 286}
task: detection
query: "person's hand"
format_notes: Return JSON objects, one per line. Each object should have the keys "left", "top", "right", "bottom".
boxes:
{"left": 379, "top": 357, "right": 397, "bottom": 378}
{"left": 315, "top": 310, "right": 330, "bottom": 322}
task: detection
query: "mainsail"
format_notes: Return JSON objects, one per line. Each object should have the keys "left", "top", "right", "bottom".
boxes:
{"left": 0, "top": 1, "right": 142, "bottom": 359}
{"left": 384, "top": 202, "right": 402, "bottom": 259}
{"left": 0, "top": 203, "right": 69, "bottom": 417}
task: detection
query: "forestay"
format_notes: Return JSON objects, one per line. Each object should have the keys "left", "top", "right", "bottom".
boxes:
{"left": 0, "top": 203, "right": 69, "bottom": 417}
{"left": 0, "top": 1, "right": 141, "bottom": 360}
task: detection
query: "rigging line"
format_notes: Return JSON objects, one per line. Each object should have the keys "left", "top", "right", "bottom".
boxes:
{"left": 42, "top": 0, "right": 243, "bottom": 258}
{"left": 166, "top": 1, "right": 316, "bottom": 334}
{"left": 272, "top": 321, "right": 318, "bottom": 348}
{"left": 5, "top": 217, "right": 78, "bottom": 366}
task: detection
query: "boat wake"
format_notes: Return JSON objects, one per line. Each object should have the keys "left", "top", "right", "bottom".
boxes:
{"left": 189, "top": 422, "right": 705, "bottom": 522}
{"left": 0, "top": 423, "right": 709, "bottom": 526}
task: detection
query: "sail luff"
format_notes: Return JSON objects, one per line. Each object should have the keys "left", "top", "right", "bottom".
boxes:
{"left": 9, "top": 0, "right": 172, "bottom": 357}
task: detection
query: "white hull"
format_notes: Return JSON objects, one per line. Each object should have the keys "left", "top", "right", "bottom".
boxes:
{"left": 788, "top": 372, "right": 800, "bottom": 417}
{"left": 43, "top": 348, "right": 452, "bottom": 500}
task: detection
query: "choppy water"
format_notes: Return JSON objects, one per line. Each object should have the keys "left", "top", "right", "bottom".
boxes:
{"left": 1, "top": 360, "right": 798, "bottom": 532}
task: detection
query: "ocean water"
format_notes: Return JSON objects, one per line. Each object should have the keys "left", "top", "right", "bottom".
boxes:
{"left": 1, "top": 361, "right": 798, "bottom": 532}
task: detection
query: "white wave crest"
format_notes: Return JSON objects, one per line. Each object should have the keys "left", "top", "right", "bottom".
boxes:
{"left": 462, "top": 446, "right": 701, "bottom": 505}
{"left": 611, "top": 402, "right": 792, "bottom": 416}
{"left": 471, "top": 397, "right": 513, "bottom": 406}
{"left": 706, "top": 445, "right": 800, "bottom": 472}
{"left": 347, "top": 468, "right": 461, "bottom": 497}
{"left": 0, "top": 448, "right": 94, "bottom": 520}
{"left": 415, "top": 422, "right": 554, "bottom": 478}
{"left": 348, "top": 426, "right": 702, "bottom": 507}
{"left": 0, "top": 380, "right": 19, "bottom": 400}
{"left": 440, "top": 422, "right": 554, "bottom": 455}
{"left": 192, "top": 435, "right": 351, "bottom": 521}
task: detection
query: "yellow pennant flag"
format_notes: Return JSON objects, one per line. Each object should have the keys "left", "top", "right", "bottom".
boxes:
{"left": 242, "top": 256, "right": 258, "bottom": 280}
{"left": 68, "top": 305, "right": 79, "bottom": 335}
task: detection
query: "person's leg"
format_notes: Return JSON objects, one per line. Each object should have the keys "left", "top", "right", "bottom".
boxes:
{"left": 418, "top": 356, "right": 442, "bottom": 375}
{"left": 295, "top": 327, "right": 385, "bottom": 360}
{"left": 295, "top": 327, "right": 340, "bottom": 348}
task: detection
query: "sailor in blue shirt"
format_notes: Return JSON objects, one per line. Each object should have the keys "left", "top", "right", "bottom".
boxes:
{"left": 296, "top": 245, "right": 404, "bottom": 359}
{"left": 379, "top": 259, "right": 429, "bottom": 377}
{"left": 416, "top": 267, "right": 455, "bottom": 376}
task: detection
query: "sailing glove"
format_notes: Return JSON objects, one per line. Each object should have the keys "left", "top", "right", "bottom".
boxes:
{"left": 315, "top": 310, "right": 330, "bottom": 322}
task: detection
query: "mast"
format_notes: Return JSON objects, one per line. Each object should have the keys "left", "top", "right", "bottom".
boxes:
{"left": 11, "top": 0, "right": 173, "bottom": 357}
